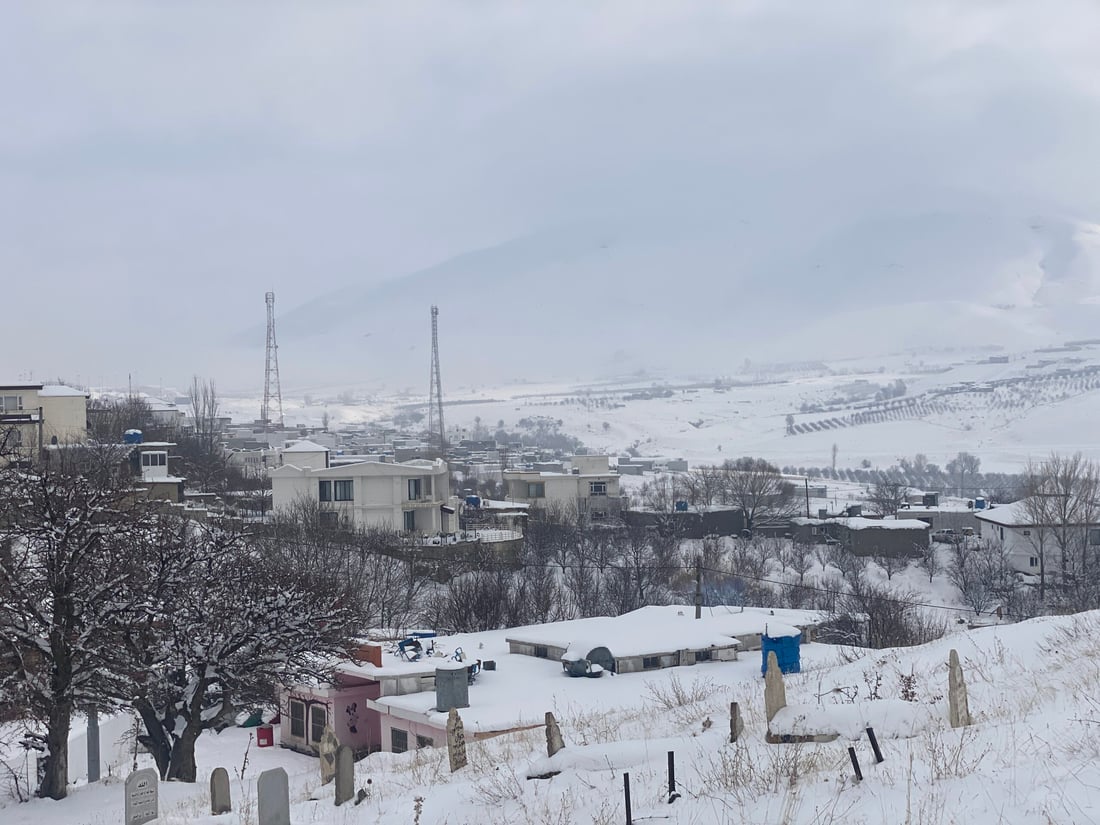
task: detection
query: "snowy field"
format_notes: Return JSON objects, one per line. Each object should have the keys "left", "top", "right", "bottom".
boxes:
{"left": 6, "top": 610, "right": 1100, "bottom": 824}
{"left": 217, "top": 345, "right": 1100, "bottom": 474}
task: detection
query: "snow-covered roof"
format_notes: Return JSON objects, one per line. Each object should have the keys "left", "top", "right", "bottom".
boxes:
{"left": 791, "top": 516, "right": 930, "bottom": 531}
{"left": 281, "top": 440, "right": 330, "bottom": 453}
{"left": 480, "top": 499, "right": 530, "bottom": 510}
{"left": 506, "top": 605, "right": 812, "bottom": 658}
{"left": 38, "top": 384, "right": 88, "bottom": 397}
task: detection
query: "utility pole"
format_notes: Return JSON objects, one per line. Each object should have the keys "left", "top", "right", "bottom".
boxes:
{"left": 694, "top": 555, "right": 703, "bottom": 619}
{"left": 805, "top": 478, "right": 811, "bottom": 518}
{"left": 427, "top": 305, "right": 446, "bottom": 461}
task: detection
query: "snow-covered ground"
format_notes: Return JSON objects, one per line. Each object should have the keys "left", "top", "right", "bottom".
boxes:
{"left": 217, "top": 345, "right": 1100, "bottom": 474}
{"left": 6, "top": 610, "right": 1100, "bottom": 824}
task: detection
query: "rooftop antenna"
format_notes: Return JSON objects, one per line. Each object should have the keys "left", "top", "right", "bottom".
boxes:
{"left": 261, "top": 291, "right": 284, "bottom": 430}
{"left": 427, "top": 305, "right": 446, "bottom": 460}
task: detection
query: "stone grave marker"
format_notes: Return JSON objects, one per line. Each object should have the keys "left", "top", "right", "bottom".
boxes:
{"left": 334, "top": 744, "right": 355, "bottom": 806}
{"left": 210, "top": 766, "right": 232, "bottom": 815}
{"left": 318, "top": 725, "right": 339, "bottom": 786}
{"left": 257, "top": 767, "right": 291, "bottom": 825}
{"left": 948, "top": 648, "right": 972, "bottom": 728}
{"left": 447, "top": 708, "right": 468, "bottom": 772}
{"left": 729, "top": 701, "right": 744, "bottom": 743}
{"left": 124, "top": 767, "right": 159, "bottom": 825}
{"left": 545, "top": 711, "right": 565, "bottom": 757}
{"left": 764, "top": 651, "right": 787, "bottom": 724}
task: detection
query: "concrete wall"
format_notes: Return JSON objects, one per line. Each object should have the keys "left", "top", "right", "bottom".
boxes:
{"left": 379, "top": 715, "right": 446, "bottom": 753}
{"left": 280, "top": 683, "right": 381, "bottom": 755}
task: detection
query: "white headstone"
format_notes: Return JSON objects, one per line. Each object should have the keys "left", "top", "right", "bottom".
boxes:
{"left": 948, "top": 649, "right": 972, "bottom": 728}
{"left": 124, "top": 768, "right": 159, "bottom": 825}
{"left": 257, "top": 767, "right": 291, "bottom": 825}
{"left": 318, "top": 726, "right": 339, "bottom": 786}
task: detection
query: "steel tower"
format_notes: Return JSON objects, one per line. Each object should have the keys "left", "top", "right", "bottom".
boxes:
{"left": 261, "top": 291, "right": 284, "bottom": 430}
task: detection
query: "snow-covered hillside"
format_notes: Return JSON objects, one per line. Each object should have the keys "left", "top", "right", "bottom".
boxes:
{"left": 6, "top": 611, "right": 1100, "bottom": 824}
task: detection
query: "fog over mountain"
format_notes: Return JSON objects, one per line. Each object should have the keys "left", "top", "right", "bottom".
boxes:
{"left": 4, "top": 2, "right": 1100, "bottom": 391}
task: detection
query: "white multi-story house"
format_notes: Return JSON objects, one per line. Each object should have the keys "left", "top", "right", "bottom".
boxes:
{"left": 975, "top": 499, "right": 1100, "bottom": 576}
{"left": 0, "top": 383, "right": 88, "bottom": 463}
{"left": 271, "top": 444, "right": 454, "bottom": 533}
{"left": 503, "top": 455, "right": 622, "bottom": 518}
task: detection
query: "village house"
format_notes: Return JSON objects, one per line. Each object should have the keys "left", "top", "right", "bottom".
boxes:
{"left": 790, "top": 516, "right": 930, "bottom": 557}
{"left": 503, "top": 454, "right": 622, "bottom": 519}
{"left": 0, "top": 383, "right": 89, "bottom": 464}
{"left": 975, "top": 500, "right": 1100, "bottom": 575}
{"left": 270, "top": 446, "right": 456, "bottom": 533}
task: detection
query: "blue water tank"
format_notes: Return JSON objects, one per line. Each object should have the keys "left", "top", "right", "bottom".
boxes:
{"left": 465, "top": 495, "right": 482, "bottom": 508}
{"left": 123, "top": 429, "right": 143, "bottom": 444}
{"left": 974, "top": 497, "right": 987, "bottom": 510}
{"left": 674, "top": 500, "right": 689, "bottom": 512}
{"left": 761, "top": 632, "right": 802, "bottom": 676}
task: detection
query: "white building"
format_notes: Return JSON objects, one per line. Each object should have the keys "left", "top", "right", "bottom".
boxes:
{"left": 271, "top": 447, "right": 455, "bottom": 533}
{"left": 0, "top": 383, "right": 88, "bottom": 463}
{"left": 975, "top": 500, "right": 1100, "bottom": 575}
{"left": 503, "top": 455, "right": 621, "bottom": 518}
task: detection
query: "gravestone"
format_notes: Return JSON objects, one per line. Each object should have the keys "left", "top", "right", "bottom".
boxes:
{"left": 124, "top": 767, "right": 159, "bottom": 825}
{"left": 545, "top": 712, "right": 565, "bottom": 757}
{"left": 763, "top": 651, "right": 787, "bottom": 724}
{"left": 334, "top": 744, "right": 355, "bottom": 806}
{"left": 87, "top": 709, "right": 101, "bottom": 783}
{"left": 210, "top": 766, "right": 232, "bottom": 815}
{"left": 948, "top": 649, "right": 972, "bottom": 728}
{"left": 446, "top": 708, "right": 468, "bottom": 773}
{"left": 729, "top": 701, "right": 744, "bottom": 743}
{"left": 257, "top": 767, "right": 291, "bottom": 825}
{"left": 318, "top": 726, "right": 339, "bottom": 786}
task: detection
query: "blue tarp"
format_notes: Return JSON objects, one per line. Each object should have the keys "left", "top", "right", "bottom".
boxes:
{"left": 761, "top": 632, "right": 801, "bottom": 675}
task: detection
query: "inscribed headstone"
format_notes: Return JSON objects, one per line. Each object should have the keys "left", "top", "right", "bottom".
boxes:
{"left": 763, "top": 651, "right": 787, "bottom": 724}
{"left": 545, "top": 711, "right": 565, "bottom": 757}
{"left": 124, "top": 768, "right": 159, "bottom": 825}
{"left": 446, "top": 708, "right": 468, "bottom": 772}
{"left": 210, "top": 766, "right": 232, "bottom": 815}
{"left": 257, "top": 767, "right": 291, "bottom": 825}
{"left": 318, "top": 726, "right": 339, "bottom": 786}
{"left": 948, "top": 648, "right": 972, "bottom": 728}
{"left": 334, "top": 744, "right": 354, "bottom": 807}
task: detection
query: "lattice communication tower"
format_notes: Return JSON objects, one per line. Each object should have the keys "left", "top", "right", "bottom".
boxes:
{"left": 427, "top": 305, "right": 446, "bottom": 459}
{"left": 261, "top": 291, "right": 284, "bottom": 430}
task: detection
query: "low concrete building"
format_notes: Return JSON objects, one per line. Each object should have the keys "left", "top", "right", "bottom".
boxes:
{"left": 975, "top": 500, "right": 1100, "bottom": 576}
{"left": 503, "top": 455, "right": 621, "bottom": 518}
{"left": 790, "top": 516, "right": 929, "bottom": 556}
{"left": 0, "top": 383, "right": 88, "bottom": 464}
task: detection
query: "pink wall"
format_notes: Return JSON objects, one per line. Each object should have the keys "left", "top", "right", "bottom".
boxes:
{"left": 379, "top": 713, "right": 446, "bottom": 752}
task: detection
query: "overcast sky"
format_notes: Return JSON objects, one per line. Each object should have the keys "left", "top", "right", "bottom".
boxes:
{"left": 3, "top": 1, "right": 1100, "bottom": 393}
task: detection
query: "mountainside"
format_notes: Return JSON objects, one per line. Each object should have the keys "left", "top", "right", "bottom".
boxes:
{"left": 263, "top": 208, "right": 1100, "bottom": 387}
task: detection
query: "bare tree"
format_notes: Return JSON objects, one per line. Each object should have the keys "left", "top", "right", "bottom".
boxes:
{"left": 866, "top": 479, "right": 909, "bottom": 517}
{"left": 717, "top": 457, "right": 798, "bottom": 535}
{"left": 946, "top": 451, "right": 981, "bottom": 497}
{"left": 917, "top": 541, "right": 942, "bottom": 583}
{"left": 873, "top": 552, "right": 907, "bottom": 581}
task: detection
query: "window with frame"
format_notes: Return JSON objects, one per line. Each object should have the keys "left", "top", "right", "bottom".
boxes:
{"left": 333, "top": 480, "right": 354, "bottom": 501}
{"left": 289, "top": 700, "right": 306, "bottom": 738}
{"left": 1029, "top": 556, "right": 1039, "bottom": 568}
{"left": 391, "top": 728, "right": 408, "bottom": 754}
{"left": 403, "top": 510, "right": 416, "bottom": 531}
{"left": 589, "top": 481, "right": 607, "bottom": 496}
{"left": 527, "top": 482, "right": 545, "bottom": 498}
{"left": 1089, "top": 528, "right": 1100, "bottom": 546}
{"left": 141, "top": 451, "right": 167, "bottom": 467}
{"left": 694, "top": 649, "right": 712, "bottom": 662}
{"left": 318, "top": 480, "right": 332, "bottom": 502}
{"left": 1022, "top": 529, "right": 1031, "bottom": 537}
{"left": 642, "top": 656, "right": 660, "bottom": 670}
{"left": 310, "top": 705, "right": 327, "bottom": 743}
{"left": 416, "top": 734, "right": 434, "bottom": 750}
{"left": 533, "top": 645, "right": 548, "bottom": 659}
{"left": 0, "top": 395, "right": 23, "bottom": 412}
{"left": 408, "top": 478, "right": 422, "bottom": 501}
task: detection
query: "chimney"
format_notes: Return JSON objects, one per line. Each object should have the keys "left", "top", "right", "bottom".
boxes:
{"left": 348, "top": 643, "right": 383, "bottom": 668}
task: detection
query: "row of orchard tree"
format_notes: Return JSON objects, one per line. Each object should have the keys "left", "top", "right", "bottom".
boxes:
{"left": 0, "top": 442, "right": 422, "bottom": 800}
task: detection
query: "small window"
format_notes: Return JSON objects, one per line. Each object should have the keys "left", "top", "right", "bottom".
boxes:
{"left": 695, "top": 649, "right": 712, "bottom": 662}
{"left": 333, "top": 480, "right": 354, "bottom": 501}
{"left": 391, "top": 728, "right": 408, "bottom": 754}
{"left": 1022, "top": 529, "right": 1031, "bottom": 537}
{"left": 310, "top": 705, "right": 327, "bottom": 743}
{"left": 1029, "top": 556, "right": 1039, "bottom": 568}
{"left": 423, "top": 476, "right": 433, "bottom": 496}
{"left": 403, "top": 510, "right": 416, "bottom": 531}
{"left": 141, "top": 452, "right": 167, "bottom": 467}
{"left": 642, "top": 656, "right": 660, "bottom": 670}
{"left": 408, "top": 478, "right": 422, "bottom": 501}
{"left": 0, "top": 395, "right": 23, "bottom": 412}
{"left": 1089, "top": 529, "right": 1100, "bottom": 546}
{"left": 289, "top": 700, "right": 306, "bottom": 739}
{"left": 527, "top": 482, "right": 545, "bottom": 498}
{"left": 416, "top": 735, "right": 434, "bottom": 750}
{"left": 533, "top": 645, "right": 548, "bottom": 659}
{"left": 589, "top": 481, "right": 607, "bottom": 496}
{"left": 318, "top": 480, "right": 332, "bottom": 502}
